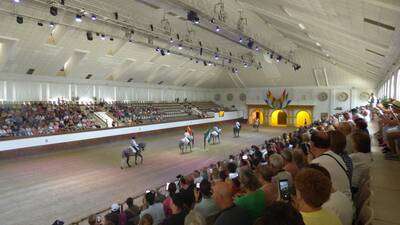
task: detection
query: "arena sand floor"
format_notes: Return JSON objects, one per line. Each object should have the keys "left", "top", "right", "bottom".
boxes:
{"left": 0, "top": 124, "right": 290, "bottom": 225}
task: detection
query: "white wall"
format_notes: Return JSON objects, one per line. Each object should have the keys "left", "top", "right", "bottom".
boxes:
{"left": 0, "top": 73, "right": 213, "bottom": 102}
{"left": 212, "top": 86, "right": 374, "bottom": 120}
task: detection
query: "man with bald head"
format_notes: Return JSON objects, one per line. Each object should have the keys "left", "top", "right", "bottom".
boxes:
{"left": 212, "top": 182, "right": 252, "bottom": 225}
{"left": 309, "top": 131, "right": 352, "bottom": 199}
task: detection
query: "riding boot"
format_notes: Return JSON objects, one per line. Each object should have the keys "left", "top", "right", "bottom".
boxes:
{"left": 126, "top": 157, "right": 131, "bottom": 167}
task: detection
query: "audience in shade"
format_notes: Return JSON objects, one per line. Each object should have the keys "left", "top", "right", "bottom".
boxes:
{"left": 349, "top": 132, "right": 373, "bottom": 192}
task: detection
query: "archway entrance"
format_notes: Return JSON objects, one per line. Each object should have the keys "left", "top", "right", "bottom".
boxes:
{"left": 249, "top": 109, "right": 264, "bottom": 125}
{"left": 295, "top": 111, "right": 312, "bottom": 127}
{"left": 270, "top": 110, "right": 287, "bottom": 126}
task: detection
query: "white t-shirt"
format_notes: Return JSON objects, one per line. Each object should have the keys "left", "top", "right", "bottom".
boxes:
{"left": 323, "top": 191, "right": 354, "bottom": 225}
{"left": 140, "top": 203, "right": 165, "bottom": 225}
{"left": 312, "top": 151, "right": 352, "bottom": 199}
{"left": 350, "top": 152, "right": 372, "bottom": 188}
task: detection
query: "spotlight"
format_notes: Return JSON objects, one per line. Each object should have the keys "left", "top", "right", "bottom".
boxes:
{"left": 239, "top": 37, "right": 243, "bottom": 43}
{"left": 75, "top": 14, "right": 82, "bottom": 22}
{"left": 37, "top": 22, "right": 43, "bottom": 26}
{"left": 101, "top": 34, "right": 106, "bottom": 40}
{"left": 49, "top": 22, "right": 55, "bottom": 28}
{"left": 86, "top": 31, "right": 93, "bottom": 41}
{"left": 247, "top": 38, "right": 254, "bottom": 49}
{"left": 50, "top": 6, "right": 58, "bottom": 16}
{"left": 187, "top": 10, "right": 199, "bottom": 24}
{"left": 255, "top": 46, "right": 259, "bottom": 51}
{"left": 16, "top": 16, "right": 23, "bottom": 24}
{"left": 166, "top": 50, "right": 170, "bottom": 55}
{"left": 244, "top": 63, "right": 248, "bottom": 68}
{"left": 169, "top": 38, "right": 173, "bottom": 43}
{"left": 178, "top": 44, "right": 183, "bottom": 50}
{"left": 208, "top": 61, "right": 212, "bottom": 66}
{"left": 13, "top": 0, "right": 20, "bottom": 3}
{"left": 214, "top": 53, "right": 219, "bottom": 60}
{"left": 215, "top": 26, "right": 220, "bottom": 32}
{"left": 91, "top": 14, "right": 97, "bottom": 21}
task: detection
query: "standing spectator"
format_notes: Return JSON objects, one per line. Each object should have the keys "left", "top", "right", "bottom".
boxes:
{"left": 309, "top": 131, "right": 351, "bottom": 199}
{"left": 234, "top": 169, "right": 266, "bottom": 221}
{"left": 194, "top": 179, "right": 219, "bottom": 218}
{"left": 212, "top": 182, "right": 252, "bottom": 225}
{"left": 281, "top": 150, "right": 299, "bottom": 178}
{"left": 294, "top": 168, "right": 342, "bottom": 225}
{"left": 163, "top": 182, "right": 177, "bottom": 217}
{"left": 350, "top": 132, "right": 373, "bottom": 192}
{"left": 328, "top": 130, "right": 353, "bottom": 182}
{"left": 161, "top": 193, "right": 188, "bottom": 225}
{"left": 179, "top": 176, "right": 196, "bottom": 210}
{"left": 125, "top": 197, "right": 141, "bottom": 225}
{"left": 140, "top": 191, "right": 165, "bottom": 225}
{"left": 254, "top": 202, "right": 305, "bottom": 225}
{"left": 269, "top": 153, "right": 294, "bottom": 195}
{"left": 308, "top": 164, "right": 353, "bottom": 225}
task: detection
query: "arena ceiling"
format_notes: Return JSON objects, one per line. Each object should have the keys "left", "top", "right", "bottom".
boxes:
{"left": 0, "top": 0, "right": 399, "bottom": 89}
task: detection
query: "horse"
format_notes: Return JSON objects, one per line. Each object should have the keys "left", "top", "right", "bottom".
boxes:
{"left": 233, "top": 124, "right": 241, "bottom": 137}
{"left": 179, "top": 137, "right": 193, "bottom": 154}
{"left": 204, "top": 127, "right": 222, "bottom": 148}
{"left": 121, "top": 142, "right": 146, "bottom": 169}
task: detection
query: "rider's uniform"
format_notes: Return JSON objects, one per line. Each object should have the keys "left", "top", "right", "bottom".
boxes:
{"left": 235, "top": 121, "right": 241, "bottom": 128}
{"left": 130, "top": 139, "right": 139, "bottom": 153}
{"left": 183, "top": 131, "right": 192, "bottom": 144}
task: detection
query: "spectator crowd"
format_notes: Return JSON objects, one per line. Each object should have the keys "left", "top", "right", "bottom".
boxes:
{"left": 75, "top": 103, "right": 380, "bottom": 225}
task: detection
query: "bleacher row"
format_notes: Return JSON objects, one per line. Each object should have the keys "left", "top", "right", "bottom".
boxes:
{"left": 0, "top": 101, "right": 225, "bottom": 138}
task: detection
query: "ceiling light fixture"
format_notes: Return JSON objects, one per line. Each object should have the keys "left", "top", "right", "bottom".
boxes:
{"left": 75, "top": 14, "right": 82, "bottom": 22}
{"left": 49, "top": 22, "right": 55, "bottom": 28}
{"left": 215, "top": 26, "right": 220, "bottom": 32}
{"left": 316, "top": 42, "right": 321, "bottom": 47}
{"left": 298, "top": 23, "right": 306, "bottom": 30}
{"left": 100, "top": 34, "right": 106, "bottom": 40}
{"left": 91, "top": 14, "right": 97, "bottom": 21}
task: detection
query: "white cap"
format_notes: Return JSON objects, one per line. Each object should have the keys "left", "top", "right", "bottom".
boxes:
{"left": 111, "top": 203, "right": 119, "bottom": 212}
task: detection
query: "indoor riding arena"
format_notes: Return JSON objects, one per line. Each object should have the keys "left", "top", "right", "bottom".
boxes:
{"left": 1, "top": 1, "right": 400, "bottom": 225}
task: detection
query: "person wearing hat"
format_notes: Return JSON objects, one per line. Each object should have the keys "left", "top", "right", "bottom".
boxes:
{"left": 105, "top": 203, "right": 123, "bottom": 225}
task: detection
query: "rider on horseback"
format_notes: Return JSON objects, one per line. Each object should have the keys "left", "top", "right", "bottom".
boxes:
{"left": 183, "top": 129, "right": 193, "bottom": 145}
{"left": 235, "top": 121, "right": 241, "bottom": 129}
{"left": 129, "top": 136, "right": 139, "bottom": 154}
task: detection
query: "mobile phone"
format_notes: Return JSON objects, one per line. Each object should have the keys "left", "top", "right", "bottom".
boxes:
{"left": 242, "top": 155, "right": 248, "bottom": 160}
{"left": 208, "top": 168, "right": 213, "bottom": 173}
{"left": 166, "top": 182, "right": 170, "bottom": 190}
{"left": 279, "top": 179, "right": 290, "bottom": 201}
{"left": 196, "top": 182, "right": 200, "bottom": 189}
{"left": 229, "top": 172, "right": 239, "bottom": 179}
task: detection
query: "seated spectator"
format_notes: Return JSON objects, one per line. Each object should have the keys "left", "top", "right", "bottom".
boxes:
{"left": 140, "top": 191, "right": 165, "bottom": 225}
{"left": 281, "top": 150, "right": 299, "bottom": 177}
{"left": 269, "top": 153, "right": 293, "bottom": 195}
{"left": 163, "top": 182, "right": 177, "bottom": 217}
{"left": 234, "top": 168, "right": 266, "bottom": 221}
{"left": 337, "top": 122, "right": 354, "bottom": 154}
{"left": 294, "top": 168, "right": 342, "bottom": 225}
{"left": 212, "top": 182, "right": 252, "bottom": 225}
{"left": 308, "top": 164, "right": 353, "bottom": 225}
{"left": 255, "top": 165, "right": 278, "bottom": 205}
{"left": 328, "top": 130, "right": 353, "bottom": 181}
{"left": 254, "top": 201, "right": 305, "bottom": 225}
{"left": 354, "top": 118, "right": 369, "bottom": 135}
{"left": 161, "top": 193, "right": 188, "bottom": 225}
{"left": 88, "top": 214, "right": 102, "bottom": 225}
{"left": 184, "top": 210, "right": 206, "bottom": 225}
{"left": 125, "top": 197, "right": 141, "bottom": 225}
{"left": 194, "top": 179, "right": 219, "bottom": 218}
{"left": 349, "top": 132, "right": 373, "bottom": 192}
{"left": 309, "top": 131, "right": 351, "bottom": 199}
{"left": 139, "top": 214, "right": 153, "bottom": 225}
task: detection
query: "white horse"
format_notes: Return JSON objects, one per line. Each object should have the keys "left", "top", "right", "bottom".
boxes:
{"left": 179, "top": 136, "right": 193, "bottom": 154}
{"left": 211, "top": 127, "right": 222, "bottom": 144}
{"left": 121, "top": 143, "right": 146, "bottom": 169}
